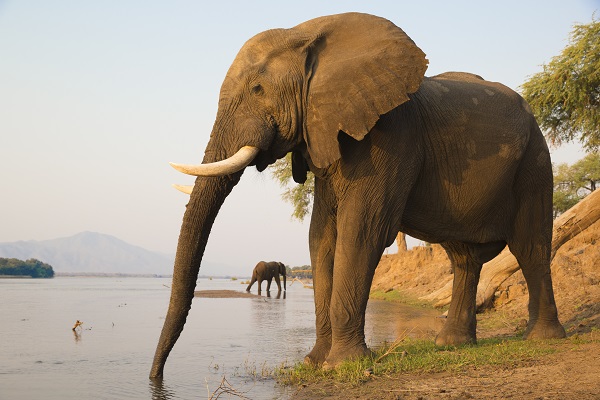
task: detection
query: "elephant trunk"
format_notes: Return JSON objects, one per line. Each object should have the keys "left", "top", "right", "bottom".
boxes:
{"left": 150, "top": 173, "right": 241, "bottom": 379}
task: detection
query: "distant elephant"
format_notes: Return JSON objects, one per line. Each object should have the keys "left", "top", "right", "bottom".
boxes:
{"left": 246, "top": 261, "right": 287, "bottom": 294}
{"left": 150, "top": 13, "right": 565, "bottom": 378}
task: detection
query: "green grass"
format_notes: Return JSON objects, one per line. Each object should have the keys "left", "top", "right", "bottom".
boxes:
{"left": 274, "top": 336, "right": 559, "bottom": 386}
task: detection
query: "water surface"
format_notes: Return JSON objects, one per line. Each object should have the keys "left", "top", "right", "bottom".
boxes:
{"left": 0, "top": 277, "right": 442, "bottom": 399}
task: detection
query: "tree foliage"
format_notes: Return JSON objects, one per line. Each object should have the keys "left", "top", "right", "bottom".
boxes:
{"left": 0, "top": 258, "right": 55, "bottom": 278}
{"left": 288, "top": 265, "right": 312, "bottom": 279}
{"left": 553, "top": 152, "right": 600, "bottom": 217}
{"left": 270, "top": 153, "right": 314, "bottom": 221}
{"left": 521, "top": 17, "right": 600, "bottom": 150}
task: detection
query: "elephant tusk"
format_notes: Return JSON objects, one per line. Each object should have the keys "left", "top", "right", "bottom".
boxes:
{"left": 169, "top": 146, "right": 260, "bottom": 177}
{"left": 172, "top": 184, "right": 193, "bottom": 194}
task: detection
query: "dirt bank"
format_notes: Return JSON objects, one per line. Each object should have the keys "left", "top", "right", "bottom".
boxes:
{"left": 372, "top": 220, "right": 600, "bottom": 336}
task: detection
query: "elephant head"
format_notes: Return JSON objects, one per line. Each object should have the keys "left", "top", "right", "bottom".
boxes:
{"left": 278, "top": 262, "right": 287, "bottom": 291}
{"left": 150, "top": 12, "right": 427, "bottom": 379}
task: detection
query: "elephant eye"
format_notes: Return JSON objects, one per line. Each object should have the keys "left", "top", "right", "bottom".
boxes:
{"left": 251, "top": 84, "right": 264, "bottom": 96}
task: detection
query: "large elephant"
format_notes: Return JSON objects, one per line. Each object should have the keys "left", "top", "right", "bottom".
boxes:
{"left": 246, "top": 261, "right": 287, "bottom": 294}
{"left": 150, "top": 12, "right": 565, "bottom": 378}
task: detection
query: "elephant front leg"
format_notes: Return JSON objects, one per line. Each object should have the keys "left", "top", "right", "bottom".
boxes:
{"left": 435, "top": 242, "right": 482, "bottom": 346}
{"left": 323, "top": 236, "right": 382, "bottom": 369}
{"left": 304, "top": 183, "right": 336, "bottom": 366}
{"left": 305, "top": 256, "right": 334, "bottom": 366}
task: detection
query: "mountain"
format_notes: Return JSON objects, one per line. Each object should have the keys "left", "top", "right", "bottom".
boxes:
{"left": 0, "top": 232, "right": 174, "bottom": 275}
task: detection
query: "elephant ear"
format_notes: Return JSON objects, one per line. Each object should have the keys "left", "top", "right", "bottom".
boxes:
{"left": 296, "top": 13, "right": 428, "bottom": 168}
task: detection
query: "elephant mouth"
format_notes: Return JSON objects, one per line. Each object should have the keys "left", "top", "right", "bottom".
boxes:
{"left": 252, "top": 151, "right": 278, "bottom": 172}
{"left": 254, "top": 157, "right": 272, "bottom": 172}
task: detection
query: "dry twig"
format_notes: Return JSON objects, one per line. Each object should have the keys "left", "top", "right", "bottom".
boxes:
{"left": 207, "top": 376, "right": 253, "bottom": 400}
{"left": 72, "top": 320, "right": 83, "bottom": 331}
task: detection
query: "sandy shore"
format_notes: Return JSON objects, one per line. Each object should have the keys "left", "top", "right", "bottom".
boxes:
{"left": 194, "top": 289, "right": 261, "bottom": 298}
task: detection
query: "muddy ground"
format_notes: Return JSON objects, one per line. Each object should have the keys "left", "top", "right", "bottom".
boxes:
{"left": 290, "top": 220, "right": 600, "bottom": 399}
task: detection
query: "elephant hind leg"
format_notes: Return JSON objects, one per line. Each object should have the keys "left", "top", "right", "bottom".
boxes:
{"left": 435, "top": 241, "right": 485, "bottom": 346}
{"left": 508, "top": 226, "right": 565, "bottom": 339}
{"left": 509, "top": 238, "right": 565, "bottom": 339}
{"left": 509, "top": 153, "right": 565, "bottom": 340}
{"left": 266, "top": 278, "right": 273, "bottom": 292}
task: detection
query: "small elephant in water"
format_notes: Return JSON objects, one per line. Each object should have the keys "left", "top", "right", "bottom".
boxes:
{"left": 246, "top": 261, "right": 287, "bottom": 294}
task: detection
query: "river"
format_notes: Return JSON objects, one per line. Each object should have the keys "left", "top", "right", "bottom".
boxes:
{"left": 0, "top": 277, "right": 443, "bottom": 399}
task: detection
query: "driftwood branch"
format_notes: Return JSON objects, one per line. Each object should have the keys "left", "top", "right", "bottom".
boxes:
{"left": 420, "top": 188, "right": 600, "bottom": 310}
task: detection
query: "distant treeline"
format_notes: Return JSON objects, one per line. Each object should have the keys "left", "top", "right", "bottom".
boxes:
{"left": 0, "top": 258, "right": 55, "bottom": 278}
{"left": 287, "top": 265, "right": 312, "bottom": 279}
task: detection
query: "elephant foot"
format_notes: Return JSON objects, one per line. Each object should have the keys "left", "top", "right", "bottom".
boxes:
{"left": 435, "top": 323, "right": 476, "bottom": 347}
{"left": 524, "top": 319, "right": 566, "bottom": 340}
{"left": 304, "top": 339, "right": 331, "bottom": 367}
{"left": 322, "top": 343, "right": 373, "bottom": 370}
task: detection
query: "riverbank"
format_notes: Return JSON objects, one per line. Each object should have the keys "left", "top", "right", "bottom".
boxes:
{"left": 287, "top": 289, "right": 600, "bottom": 399}
{"left": 288, "top": 330, "right": 599, "bottom": 399}
{"left": 288, "top": 220, "right": 600, "bottom": 398}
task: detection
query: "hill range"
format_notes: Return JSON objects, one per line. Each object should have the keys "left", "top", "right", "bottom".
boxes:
{"left": 0, "top": 232, "right": 174, "bottom": 275}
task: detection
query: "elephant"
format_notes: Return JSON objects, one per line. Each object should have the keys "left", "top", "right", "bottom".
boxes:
{"left": 246, "top": 261, "right": 287, "bottom": 294}
{"left": 149, "top": 12, "right": 566, "bottom": 378}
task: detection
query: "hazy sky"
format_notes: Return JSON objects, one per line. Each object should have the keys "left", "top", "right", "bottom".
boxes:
{"left": 0, "top": 1, "right": 597, "bottom": 274}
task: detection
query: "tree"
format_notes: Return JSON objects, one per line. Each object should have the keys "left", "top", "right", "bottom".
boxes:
{"left": 553, "top": 152, "right": 600, "bottom": 217}
{"left": 520, "top": 17, "right": 600, "bottom": 151}
{"left": 571, "top": 152, "right": 600, "bottom": 193}
{"left": 270, "top": 154, "right": 314, "bottom": 221}
{"left": 0, "top": 258, "right": 55, "bottom": 278}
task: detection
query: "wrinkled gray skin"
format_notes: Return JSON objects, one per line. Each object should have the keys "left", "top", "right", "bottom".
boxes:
{"left": 150, "top": 12, "right": 566, "bottom": 379}
{"left": 246, "top": 261, "right": 287, "bottom": 294}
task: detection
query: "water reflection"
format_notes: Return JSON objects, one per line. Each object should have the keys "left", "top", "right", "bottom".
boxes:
{"left": 72, "top": 329, "right": 82, "bottom": 343}
{"left": 366, "top": 299, "right": 444, "bottom": 345}
{"left": 265, "top": 290, "right": 286, "bottom": 299}
{"left": 149, "top": 378, "right": 175, "bottom": 400}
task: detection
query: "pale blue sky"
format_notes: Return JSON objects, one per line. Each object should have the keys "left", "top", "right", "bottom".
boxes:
{"left": 0, "top": 1, "right": 597, "bottom": 274}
